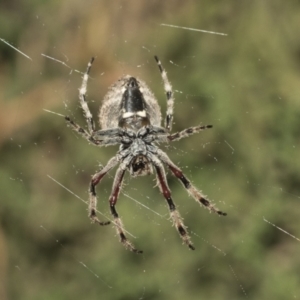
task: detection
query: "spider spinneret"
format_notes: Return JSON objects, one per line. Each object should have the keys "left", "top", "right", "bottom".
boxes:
{"left": 65, "top": 56, "right": 226, "bottom": 253}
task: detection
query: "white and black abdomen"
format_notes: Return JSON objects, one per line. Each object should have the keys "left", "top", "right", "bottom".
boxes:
{"left": 99, "top": 75, "right": 162, "bottom": 130}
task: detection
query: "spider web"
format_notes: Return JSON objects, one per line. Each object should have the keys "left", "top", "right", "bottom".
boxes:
{"left": 1, "top": 1, "right": 300, "bottom": 299}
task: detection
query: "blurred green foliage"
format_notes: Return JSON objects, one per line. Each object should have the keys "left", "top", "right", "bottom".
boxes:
{"left": 1, "top": 0, "right": 300, "bottom": 299}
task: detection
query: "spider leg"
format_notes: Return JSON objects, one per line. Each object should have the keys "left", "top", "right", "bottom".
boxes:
{"left": 157, "top": 149, "right": 227, "bottom": 216}
{"left": 154, "top": 56, "right": 174, "bottom": 131}
{"left": 109, "top": 158, "right": 143, "bottom": 254}
{"left": 168, "top": 124, "right": 213, "bottom": 142}
{"left": 89, "top": 156, "right": 120, "bottom": 225}
{"left": 65, "top": 116, "right": 102, "bottom": 146}
{"left": 148, "top": 153, "right": 194, "bottom": 250}
{"left": 79, "top": 57, "right": 97, "bottom": 134}
{"left": 65, "top": 116, "right": 125, "bottom": 147}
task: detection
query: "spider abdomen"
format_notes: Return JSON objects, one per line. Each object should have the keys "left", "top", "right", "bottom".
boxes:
{"left": 99, "top": 75, "right": 162, "bottom": 130}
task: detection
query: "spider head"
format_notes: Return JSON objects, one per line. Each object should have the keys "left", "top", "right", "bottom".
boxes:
{"left": 130, "top": 155, "right": 153, "bottom": 177}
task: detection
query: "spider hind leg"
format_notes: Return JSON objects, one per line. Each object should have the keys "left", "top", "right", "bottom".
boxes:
{"left": 154, "top": 56, "right": 174, "bottom": 131}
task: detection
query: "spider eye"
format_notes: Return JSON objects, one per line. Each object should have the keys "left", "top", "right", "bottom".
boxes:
{"left": 132, "top": 161, "right": 145, "bottom": 172}
{"left": 130, "top": 155, "right": 152, "bottom": 176}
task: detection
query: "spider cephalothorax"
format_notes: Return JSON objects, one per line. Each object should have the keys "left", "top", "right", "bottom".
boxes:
{"left": 65, "top": 56, "right": 226, "bottom": 253}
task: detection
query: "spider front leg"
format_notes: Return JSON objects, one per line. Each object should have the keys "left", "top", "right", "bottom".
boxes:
{"left": 109, "top": 157, "right": 143, "bottom": 254}
{"left": 157, "top": 149, "right": 227, "bottom": 216}
{"left": 89, "top": 156, "right": 119, "bottom": 225}
{"left": 148, "top": 153, "right": 194, "bottom": 250}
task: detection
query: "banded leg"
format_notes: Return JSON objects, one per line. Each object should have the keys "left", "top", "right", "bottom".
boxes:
{"left": 89, "top": 156, "right": 120, "bottom": 225}
{"left": 109, "top": 158, "right": 142, "bottom": 253}
{"left": 79, "top": 57, "right": 96, "bottom": 134}
{"left": 65, "top": 116, "right": 125, "bottom": 147}
{"left": 157, "top": 149, "right": 227, "bottom": 216}
{"left": 65, "top": 116, "right": 101, "bottom": 146}
{"left": 154, "top": 56, "right": 174, "bottom": 131}
{"left": 168, "top": 124, "right": 213, "bottom": 142}
{"left": 149, "top": 153, "right": 194, "bottom": 250}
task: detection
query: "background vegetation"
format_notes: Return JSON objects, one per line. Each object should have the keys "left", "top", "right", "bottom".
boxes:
{"left": 1, "top": 0, "right": 300, "bottom": 299}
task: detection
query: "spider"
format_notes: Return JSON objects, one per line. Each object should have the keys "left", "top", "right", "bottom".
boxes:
{"left": 65, "top": 56, "right": 226, "bottom": 253}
